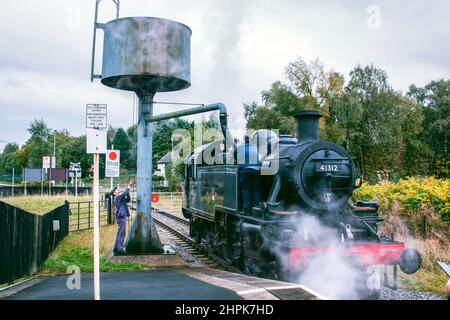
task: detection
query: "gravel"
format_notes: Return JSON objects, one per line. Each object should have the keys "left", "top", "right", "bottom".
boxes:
{"left": 380, "top": 287, "right": 444, "bottom": 300}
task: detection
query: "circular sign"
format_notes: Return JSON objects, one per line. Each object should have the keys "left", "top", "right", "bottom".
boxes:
{"left": 109, "top": 151, "right": 117, "bottom": 161}
{"left": 151, "top": 194, "right": 160, "bottom": 204}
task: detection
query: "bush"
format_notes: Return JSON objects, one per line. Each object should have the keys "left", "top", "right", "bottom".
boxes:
{"left": 353, "top": 177, "right": 449, "bottom": 221}
{"left": 354, "top": 177, "right": 449, "bottom": 295}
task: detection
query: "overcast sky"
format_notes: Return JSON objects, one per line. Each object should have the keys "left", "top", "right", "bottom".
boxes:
{"left": 1, "top": 0, "right": 449, "bottom": 149}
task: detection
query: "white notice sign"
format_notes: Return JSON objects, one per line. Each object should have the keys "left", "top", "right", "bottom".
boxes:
{"left": 86, "top": 104, "right": 107, "bottom": 129}
{"left": 43, "top": 156, "right": 50, "bottom": 169}
{"left": 105, "top": 150, "right": 120, "bottom": 178}
{"left": 86, "top": 128, "right": 107, "bottom": 154}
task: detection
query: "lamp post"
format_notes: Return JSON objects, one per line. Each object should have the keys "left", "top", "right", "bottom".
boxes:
{"left": 49, "top": 130, "right": 57, "bottom": 195}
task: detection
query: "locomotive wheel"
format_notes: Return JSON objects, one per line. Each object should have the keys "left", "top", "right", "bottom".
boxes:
{"left": 215, "top": 244, "right": 232, "bottom": 263}
{"left": 189, "top": 217, "right": 203, "bottom": 244}
{"left": 225, "top": 217, "right": 241, "bottom": 265}
{"left": 242, "top": 255, "right": 261, "bottom": 276}
{"left": 266, "top": 259, "right": 283, "bottom": 281}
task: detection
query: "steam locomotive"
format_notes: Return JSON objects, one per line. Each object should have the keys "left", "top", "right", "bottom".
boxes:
{"left": 181, "top": 110, "right": 421, "bottom": 299}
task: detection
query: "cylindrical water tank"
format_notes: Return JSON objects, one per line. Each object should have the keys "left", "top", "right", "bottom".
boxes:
{"left": 101, "top": 17, "right": 191, "bottom": 93}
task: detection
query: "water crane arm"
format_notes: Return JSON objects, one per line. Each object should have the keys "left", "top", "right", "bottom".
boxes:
{"left": 145, "top": 103, "right": 234, "bottom": 149}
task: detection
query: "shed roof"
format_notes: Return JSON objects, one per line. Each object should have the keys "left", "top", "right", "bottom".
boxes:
{"left": 157, "top": 151, "right": 172, "bottom": 164}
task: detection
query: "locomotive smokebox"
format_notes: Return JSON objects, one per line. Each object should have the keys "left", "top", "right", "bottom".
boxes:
{"left": 294, "top": 110, "right": 323, "bottom": 141}
{"left": 100, "top": 17, "right": 191, "bottom": 94}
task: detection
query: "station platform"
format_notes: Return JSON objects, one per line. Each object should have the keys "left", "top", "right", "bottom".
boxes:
{"left": 0, "top": 268, "right": 324, "bottom": 300}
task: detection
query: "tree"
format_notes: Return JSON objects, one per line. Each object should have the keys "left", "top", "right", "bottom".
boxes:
{"left": 112, "top": 128, "right": 131, "bottom": 168}
{"left": 126, "top": 125, "right": 137, "bottom": 170}
{"left": 328, "top": 65, "right": 429, "bottom": 180}
{"left": 408, "top": 80, "right": 450, "bottom": 177}
{"left": 245, "top": 57, "right": 344, "bottom": 137}
{"left": 0, "top": 143, "right": 20, "bottom": 175}
{"left": 285, "top": 57, "right": 344, "bottom": 113}
{"left": 27, "top": 118, "right": 51, "bottom": 141}
{"left": 25, "top": 118, "right": 52, "bottom": 168}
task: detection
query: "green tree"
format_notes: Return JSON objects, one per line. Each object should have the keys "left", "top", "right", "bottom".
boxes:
{"left": 0, "top": 143, "right": 20, "bottom": 176}
{"left": 245, "top": 57, "right": 344, "bottom": 137}
{"left": 330, "top": 65, "right": 428, "bottom": 180}
{"left": 285, "top": 57, "right": 344, "bottom": 113}
{"left": 112, "top": 128, "right": 131, "bottom": 168}
{"left": 408, "top": 80, "right": 450, "bottom": 178}
{"left": 126, "top": 125, "right": 137, "bottom": 171}
{"left": 25, "top": 118, "right": 52, "bottom": 168}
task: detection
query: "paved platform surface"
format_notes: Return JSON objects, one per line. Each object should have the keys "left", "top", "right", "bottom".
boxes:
{"left": 1, "top": 268, "right": 323, "bottom": 300}
{"left": 2, "top": 270, "right": 241, "bottom": 300}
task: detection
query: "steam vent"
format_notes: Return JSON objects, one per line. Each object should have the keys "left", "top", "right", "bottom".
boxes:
{"left": 99, "top": 17, "right": 192, "bottom": 254}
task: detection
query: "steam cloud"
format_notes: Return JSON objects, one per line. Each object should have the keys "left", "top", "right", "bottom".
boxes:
{"left": 279, "top": 213, "right": 370, "bottom": 300}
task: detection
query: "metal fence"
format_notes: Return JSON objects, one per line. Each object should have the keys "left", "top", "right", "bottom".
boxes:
{"left": 0, "top": 201, "right": 69, "bottom": 285}
{"left": 0, "top": 186, "right": 92, "bottom": 198}
{"left": 67, "top": 191, "right": 184, "bottom": 232}
{"left": 68, "top": 199, "right": 109, "bottom": 232}
{"left": 152, "top": 192, "right": 183, "bottom": 216}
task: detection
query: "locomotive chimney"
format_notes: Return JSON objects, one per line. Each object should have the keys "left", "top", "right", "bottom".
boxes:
{"left": 294, "top": 110, "right": 323, "bottom": 141}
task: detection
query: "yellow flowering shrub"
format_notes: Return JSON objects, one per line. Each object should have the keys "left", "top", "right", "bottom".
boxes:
{"left": 353, "top": 177, "right": 450, "bottom": 221}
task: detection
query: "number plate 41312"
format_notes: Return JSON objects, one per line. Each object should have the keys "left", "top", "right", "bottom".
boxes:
{"left": 318, "top": 163, "right": 339, "bottom": 172}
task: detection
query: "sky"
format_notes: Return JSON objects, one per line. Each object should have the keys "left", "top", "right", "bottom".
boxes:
{"left": 1, "top": 0, "right": 449, "bottom": 149}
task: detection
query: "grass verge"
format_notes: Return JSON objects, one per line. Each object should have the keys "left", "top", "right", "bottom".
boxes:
{"left": 41, "top": 225, "right": 148, "bottom": 273}
{"left": 1, "top": 195, "right": 92, "bottom": 215}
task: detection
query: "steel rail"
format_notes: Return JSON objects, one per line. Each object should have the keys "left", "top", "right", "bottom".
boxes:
{"left": 152, "top": 210, "right": 242, "bottom": 274}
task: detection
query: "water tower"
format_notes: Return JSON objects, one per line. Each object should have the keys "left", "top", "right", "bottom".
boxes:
{"left": 90, "top": 1, "right": 232, "bottom": 254}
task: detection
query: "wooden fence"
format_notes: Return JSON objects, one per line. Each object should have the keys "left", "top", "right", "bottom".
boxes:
{"left": 0, "top": 201, "right": 69, "bottom": 285}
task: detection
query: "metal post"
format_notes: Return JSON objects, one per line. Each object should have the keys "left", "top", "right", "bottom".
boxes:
{"left": 53, "top": 130, "right": 56, "bottom": 160}
{"left": 110, "top": 145, "right": 114, "bottom": 190}
{"left": 11, "top": 168, "right": 14, "bottom": 196}
{"left": 41, "top": 169, "right": 44, "bottom": 196}
{"left": 93, "top": 153, "right": 100, "bottom": 300}
{"left": 124, "top": 94, "right": 162, "bottom": 254}
{"left": 24, "top": 169, "right": 27, "bottom": 196}
{"left": 75, "top": 175, "right": 78, "bottom": 197}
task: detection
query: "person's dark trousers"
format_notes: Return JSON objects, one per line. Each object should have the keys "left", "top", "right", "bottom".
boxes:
{"left": 114, "top": 218, "right": 127, "bottom": 253}
{"left": 239, "top": 169, "right": 261, "bottom": 213}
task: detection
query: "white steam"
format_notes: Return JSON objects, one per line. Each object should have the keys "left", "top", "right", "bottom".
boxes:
{"left": 281, "top": 214, "right": 365, "bottom": 300}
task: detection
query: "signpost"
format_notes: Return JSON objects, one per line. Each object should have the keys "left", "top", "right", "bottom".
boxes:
{"left": 86, "top": 104, "right": 107, "bottom": 129}
{"left": 43, "top": 156, "right": 50, "bottom": 169}
{"left": 106, "top": 148, "right": 120, "bottom": 190}
{"left": 69, "top": 162, "right": 82, "bottom": 196}
{"left": 86, "top": 103, "right": 107, "bottom": 301}
{"left": 42, "top": 156, "right": 51, "bottom": 195}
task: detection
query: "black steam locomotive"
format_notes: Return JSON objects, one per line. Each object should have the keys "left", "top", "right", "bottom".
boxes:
{"left": 182, "top": 110, "right": 421, "bottom": 299}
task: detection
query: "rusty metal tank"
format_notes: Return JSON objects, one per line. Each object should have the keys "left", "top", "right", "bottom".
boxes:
{"left": 100, "top": 17, "right": 191, "bottom": 93}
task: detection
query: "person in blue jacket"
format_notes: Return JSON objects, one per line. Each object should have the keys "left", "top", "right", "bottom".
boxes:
{"left": 236, "top": 135, "right": 261, "bottom": 214}
{"left": 112, "top": 181, "right": 133, "bottom": 255}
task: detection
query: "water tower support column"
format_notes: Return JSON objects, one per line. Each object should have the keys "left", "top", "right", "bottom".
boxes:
{"left": 125, "top": 93, "right": 163, "bottom": 254}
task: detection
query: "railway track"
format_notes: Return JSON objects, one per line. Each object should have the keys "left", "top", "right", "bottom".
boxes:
{"left": 152, "top": 210, "right": 242, "bottom": 274}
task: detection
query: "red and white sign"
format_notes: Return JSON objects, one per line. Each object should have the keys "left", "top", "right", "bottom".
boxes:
{"left": 105, "top": 150, "right": 120, "bottom": 178}
{"left": 151, "top": 193, "right": 159, "bottom": 204}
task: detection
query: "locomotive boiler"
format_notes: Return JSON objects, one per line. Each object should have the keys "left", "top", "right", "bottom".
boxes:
{"left": 182, "top": 109, "right": 421, "bottom": 299}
